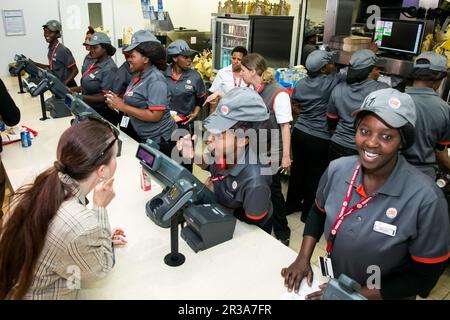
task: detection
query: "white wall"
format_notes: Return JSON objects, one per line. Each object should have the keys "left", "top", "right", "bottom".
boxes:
{"left": 0, "top": 0, "right": 60, "bottom": 76}
{"left": 306, "top": 0, "right": 327, "bottom": 25}
{"left": 162, "top": 0, "right": 218, "bottom": 31}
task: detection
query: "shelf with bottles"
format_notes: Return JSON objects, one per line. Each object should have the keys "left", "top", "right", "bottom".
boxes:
{"left": 223, "top": 33, "right": 248, "bottom": 39}
{"left": 222, "top": 37, "right": 248, "bottom": 49}
{"left": 222, "top": 24, "right": 248, "bottom": 38}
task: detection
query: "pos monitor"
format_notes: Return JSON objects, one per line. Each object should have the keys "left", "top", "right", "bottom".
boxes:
{"left": 373, "top": 18, "right": 425, "bottom": 56}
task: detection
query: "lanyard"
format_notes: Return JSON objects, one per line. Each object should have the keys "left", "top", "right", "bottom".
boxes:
{"left": 233, "top": 73, "right": 242, "bottom": 88}
{"left": 326, "top": 164, "right": 376, "bottom": 256}
{"left": 82, "top": 63, "right": 97, "bottom": 78}
{"left": 48, "top": 42, "right": 60, "bottom": 70}
{"left": 255, "top": 82, "right": 264, "bottom": 93}
{"left": 125, "top": 76, "right": 144, "bottom": 96}
{"left": 210, "top": 157, "right": 227, "bottom": 183}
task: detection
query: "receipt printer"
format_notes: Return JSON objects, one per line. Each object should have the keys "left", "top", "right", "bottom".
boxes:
{"left": 322, "top": 274, "right": 367, "bottom": 300}
{"left": 181, "top": 204, "right": 236, "bottom": 253}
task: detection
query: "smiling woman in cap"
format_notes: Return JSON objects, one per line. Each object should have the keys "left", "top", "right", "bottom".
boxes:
{"left": 327, "top": 49, "right": 390, "bottom": 161}
{"left": 286, "top": 49, "right": 345, "bottom": 223}
{"left": 164, "top": 39, "right": 206, "bottom": 172}
{"left": 178, "top": 87, "right": 274, "bottom": 232}
{"left": 69, "top": 32, "right": 120, "bottom": 126}
{"left": 34, "top": 20, "right": 79, "bottom": 87}
{"left": 105, "top": 30, "right": 177, "bottom": 157}
{"left": 282, "top": 88, "right": 450, "bottom": 300}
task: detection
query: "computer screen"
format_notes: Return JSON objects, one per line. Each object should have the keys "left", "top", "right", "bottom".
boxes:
{"left": 373, "top": 19, "right": 424, "bottom": 55}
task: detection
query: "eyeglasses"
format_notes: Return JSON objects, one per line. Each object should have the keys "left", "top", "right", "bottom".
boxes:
{"left": 80, "top": 115, "right": 118, "bottom": 157}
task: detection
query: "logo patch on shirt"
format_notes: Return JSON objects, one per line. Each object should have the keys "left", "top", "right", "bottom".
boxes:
{"left": 386, "top": 207, "right": 398, "bottom": 219}
{"left": 125, "top": 91, "right": 134, "bottom": 97}
{"left": 185, "top": 85, "right": 193, "bottom": 90}
{"left": 221, "top": 105, "right": 229, "bottom": 115}
{"left": 93, "top": 35, "right": 98, "bottom": 40}
{"left": 388, "top": 97, "right": 401, "bottom": 109}
{"left": 186, "top": 79, "right": 192, "bottom": 84}
{"left": 232, "top": 181, "right": 238, "bottom": 190}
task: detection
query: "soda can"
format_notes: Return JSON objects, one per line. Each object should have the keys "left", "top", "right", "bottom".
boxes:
{"left": 140, "top": 167, "right": 151, "bottom": 191}
{"left": 20, "top": 130, "right": 32, "bottom": 148}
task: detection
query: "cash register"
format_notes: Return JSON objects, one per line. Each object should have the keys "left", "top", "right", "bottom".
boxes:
{"left": 136, "top": 142, "right": 236, "bottom": 265}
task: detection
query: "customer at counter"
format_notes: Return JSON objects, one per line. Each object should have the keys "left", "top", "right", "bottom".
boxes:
{"left": 281, "top": 88, "right": 450, "bottom": 300}
{"left": 0, "top": 119, "right": 125, "bottom": 300}
{"left": 105, "top": 30, "right": 177, "bottom": 157}
{"left": 286, "top": 50, "right": 346, "bottom": 222}
{"left": 327, "top": 49, "right": 389, "bottom": 161}
{"left": 69, "top": 32, "right": 120, "bottom": 126}
{"left": 177, "top": 87, "right": 273, "bottom": 232}
{"left": 402, "top": 51, "right": 450, "bottom": 178}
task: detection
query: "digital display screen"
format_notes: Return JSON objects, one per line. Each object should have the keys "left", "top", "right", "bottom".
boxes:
{"left": 137, "top": 147, "right": 155, "bottom": 168}
{"left": 373, "top": 19, "right": 424, "bottom": 55}
{"left": 169, "top": 186, "right": 180, "bottom": 199}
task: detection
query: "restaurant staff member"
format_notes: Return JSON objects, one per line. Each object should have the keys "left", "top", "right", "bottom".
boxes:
{"left": 70, "top": 32, "right": 120, "bottom": 126}
{"left": 112, "top": 47, "right": 134, "bottom": 96}
{"left": 35, "top": 20, "right": 78, "bottom": 86}
{"left": 106, "top": 30, "right": 177, "bottom": 156}
{"left": 165, "top": 39, "right": 206, "bottom": 132}
{"left": 286, "top": 50, "right": 346, "bottom": 222}
{"left": 208, "top": 46, "right": 249, "bottom": 114}
{"left": 402, "top": 52, "right": 450, "bottom": 178}
{"left": 281, "top": 88, "right": 450, "bottom": 300}
{"left": 178, "top": 87, "right": 273, "bottom": 232}
{"left": 81, "top": 26, "right": 96, "bottom": 75}
{"left": 301, "top": 28, "right": 319, "bottom": 66}
{"left": 327, "top": 49, "right": 389, "bottom": 161}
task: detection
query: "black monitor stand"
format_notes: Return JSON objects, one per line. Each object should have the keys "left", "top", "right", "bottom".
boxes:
{"left": 164, "top": 212, "right": 186, "bottom": 267}
{"left": 377, "top": 50, "right": 414, "bottom": 62}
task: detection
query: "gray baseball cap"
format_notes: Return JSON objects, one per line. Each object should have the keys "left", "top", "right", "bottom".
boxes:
{"left": 414, "top": 51, "right": 448, "bottom": 73}
{"left": 204, "top": 87, "right": 269, "bottom": 134}
{"left": 123, "top": 30, "right": 161, "bottom": 52}
{"left": 42, "top": 20, "right": 62, "bottom": 32}
{"left": 350, "top": 49, "right": 385, "bottom": 70}
{"left": 353, "top": 88, "right": 416, "bottom": 128}
{"left": 88, "top": 32, "right": 111, "bottom": 45}
{"left": 305, "top": 50, "right": 337, "bottom": 72}
{"left": 167, "top": 39, "right": 197, "bottom": 56}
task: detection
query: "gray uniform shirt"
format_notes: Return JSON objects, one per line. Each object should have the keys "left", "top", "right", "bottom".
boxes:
{"left": 328, "top": 79, "right": 389, "bottom": 150}
{"left": 292, "top": 73, "right": 346, "bottom": 140}
{"left": 81, "top": 56, "right": 118, "bottom": 111}
{"left": 164, "top": 65, "right": 206, "bottom": 116}
{"left": 402, "top": 87, "right": 450, "bottom": 178}
{"left": 209, "top": 147, "right": 273, "bottom": 221}
{"left": 47, "top": 41, "right": 76, "bottom": 83}
{"left": 123, "top": 65, "right": 177, "bottom": 143}
{"left": 113, "top": 61, "right": 134, "bottom": 95}
{"left": 81, "top": 54, "right": 96, "bottom": 75}
{"left": 316, "top": 155, "right": 450, "bottom": 286}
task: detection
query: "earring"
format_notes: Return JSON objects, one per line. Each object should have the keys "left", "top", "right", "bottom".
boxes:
{"left": 99, "top": 176, "right": 105, "bottom": 182}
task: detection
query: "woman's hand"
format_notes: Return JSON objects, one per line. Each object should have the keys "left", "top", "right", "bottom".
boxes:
{"left": 182, "top": 110, "right": 199, "bottom": 125}
{"left": 281, "top": 256, "right": 314, "bottom": 293}
{"left": 204, "top": 177, "right": 214, "bottom": 192}
{"left": 111, "top": 227, "right": 127, "bottom": 247}
{"left": 305, "top": 283, "right": 327, "bottom": 300}
{"left": 93, "top": 177, "right": 115, "bottom": 208}
{"left": 203, "top": 91, "right": 224, "bottom": 106}
{"left": 106, "top": 93, "right": 125, "bottom": 112}
{"left": 176, "top": 134, "right": 197, "bottom": 159}
{"left": 280, "top": 155, "right": 292, "bottom": 171}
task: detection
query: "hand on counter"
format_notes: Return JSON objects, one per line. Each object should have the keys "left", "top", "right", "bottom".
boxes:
{"left": 111, "top": 227, "right": 127, "bottom": 247}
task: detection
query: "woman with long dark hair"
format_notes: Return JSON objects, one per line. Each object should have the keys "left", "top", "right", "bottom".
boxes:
{"left": 0, "top": 119, "right": 124, "bottom": 299}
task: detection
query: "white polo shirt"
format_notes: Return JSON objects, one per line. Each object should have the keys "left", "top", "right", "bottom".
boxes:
{"left": 209, "top": 65, "right": 250, "bottom": 94}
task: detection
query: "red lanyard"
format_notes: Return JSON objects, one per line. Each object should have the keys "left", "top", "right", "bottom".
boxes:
{"left": 326, "top": 164, "right": 376, "bottom": 255}
{"left": 125, "top": 76, "right": 143, "bottom": 96}
{"left": 49, "top": 42, "right": 60, "bottom": 70}
{"left": 82, "top": 63, "right": 97, "bottom": 78}
{"left": 233, "top": 73, "right": 242, "bottom": 88}
{"left": 210, "top": 157, "right": 227, "bottom": 183}
{"left": 255, "top": 82, "right": 264, "bottom": 93}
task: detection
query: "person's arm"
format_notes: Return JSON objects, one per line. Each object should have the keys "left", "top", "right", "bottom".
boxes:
{"left": 82, "top": 93, "right": 107, "bottom": 105}
{"left": 326, "top": 91, "right": 339, "bottom": 132}
{"left": 64, "top": 65, "right": 79, "bottom": 86}
{"left": 106, "top": 94, "right": 165, "bottom": 122}
{"left": 291, "top": 98, "right": 301, "bottom": 116}
{"left": 280, "top": 122, "right": 291, "bottom": 169}
{"left": 240, "top": 182, "right": 273, "bottom": 225}
{"left": 0, "top": 79, "right": 20, "bottom": 126}
{"left": 436, "top": 147, "right": 450, "bottom": 170}
{"left": 273, "top": 92, "right": 293, "bottom": 169}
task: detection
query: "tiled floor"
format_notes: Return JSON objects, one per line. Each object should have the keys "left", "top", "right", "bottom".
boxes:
{"left": 194, "top": 165, "right": 450, "bottom": 300}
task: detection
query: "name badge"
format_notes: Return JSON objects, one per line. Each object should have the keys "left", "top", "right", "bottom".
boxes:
{"left": 185, "top": 85, "right": 193, "bottom": 90}
{"left": 318, "top": 256, "right": 334, "bottom": 278}
{"left": 52, "top": 58, "right": 57, "bottom": 61}
{"left": 120, "top": 116, "right": 130, "bottom": 128}
{"left": 89, "top": 73, "right": 95, "bottom": 79}
{"left": 373, "top": 221, "right": 397, "bottom": 237}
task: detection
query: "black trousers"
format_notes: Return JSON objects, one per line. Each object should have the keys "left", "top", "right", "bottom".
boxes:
{"left": 271, "top": 172, "right": 290, "bottom": 240}
{"left": 286, "top": 128, "right": 330, "bottom": 222}
{"left": 328, "top": 140, "right": 358, "bottom": 162}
